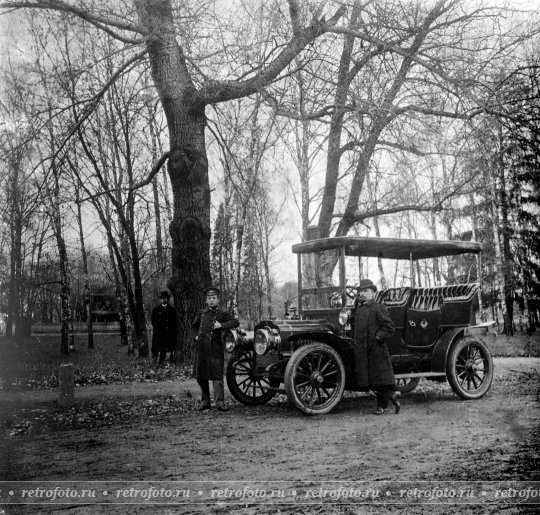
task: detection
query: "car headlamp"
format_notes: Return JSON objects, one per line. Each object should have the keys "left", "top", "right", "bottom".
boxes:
{"left": 339, "top": 309, "right": 351, "bottom": 326}
{"left": 270, "top": 328, "right": 281, "bottom": 348}
{"left": 224, "top": 329, "right": 238, "bottom": 353}
{"left": 254, "top": 329, "right": 270, "bottom": 355}
{"left": 254, "top": 327, "right": 281, "bottom": 355}
{"left": 224, "top": 329, "right": 247, "bottom": 353}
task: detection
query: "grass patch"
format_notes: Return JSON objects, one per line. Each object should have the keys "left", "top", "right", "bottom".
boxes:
{"left": 483, "top": 331, "right": 540, "bottom": 357}
{"left": 0, "top": 334, "right": 192, "bottom": 392}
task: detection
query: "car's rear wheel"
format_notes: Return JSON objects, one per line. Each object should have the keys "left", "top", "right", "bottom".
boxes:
{"left": 226, "top": 351, "right": 278, "bottom": 406}
{"left": 284, "top": 342, "right": 345, "bottom": 415}
{"left": 446, "top": 336, "right": 493, "bottom": 400}
{"left": 395, "top": 376, "right": 421, "bottom": 394}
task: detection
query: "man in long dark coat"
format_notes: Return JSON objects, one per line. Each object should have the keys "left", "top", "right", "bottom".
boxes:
{"left": 352, "top": 279, "right": 401, "bottom": 414}
{"left": 192, "top": 287, "right": 239, "bottom": 411}
{"left": 151, "top": 290, "right": 177, "bottom": 366}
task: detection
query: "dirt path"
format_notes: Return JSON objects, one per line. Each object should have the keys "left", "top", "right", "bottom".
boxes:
{"left": 1, "top": 357, "right": 538, "bottom": 407}
{"left": 1, "top": 357, "right": 539, "bottom": 515}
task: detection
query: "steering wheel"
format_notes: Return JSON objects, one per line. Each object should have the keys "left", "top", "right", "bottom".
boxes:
{"left": 345, "top": 285, "right": 359, "bottom": 299}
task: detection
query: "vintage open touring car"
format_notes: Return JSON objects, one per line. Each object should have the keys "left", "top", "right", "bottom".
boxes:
{"left": 225, "top": 236, "right": 494, "bottom": 415}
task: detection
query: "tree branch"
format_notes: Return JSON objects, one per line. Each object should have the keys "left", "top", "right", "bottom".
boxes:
{"left": 49, "top": 49, "right": 147, "bottom": 167}
{"left": 341, "top": 203, "right": 445, "bottom": 224}
{"left": 201, "top": 4, "right": 347, "bottom": 105}
{"left": 0, "top": 0, "right": 144, "bottom": 42}
{"left": 341, "top": 174, "right": 478, "bottom": 225}
{"left": 288, "top": 0, "right": 302, "bottom": 36}
{"left": 393, "top": 104, "right": 481, "bottom": 120}
{"left": 130, "top": 151, "right": 170, "bottom": 190}
{"left": 337, "top": 138, "right": 429, "bottom": 158}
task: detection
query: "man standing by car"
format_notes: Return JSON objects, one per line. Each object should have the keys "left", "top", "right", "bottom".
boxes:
{"left": 192, "top": 287, "right": 239, "bottom": 411}
{"left": 151, "top": 290, "right": 177, "bottom": 366}
{"left": 352, "top": 279, "right": 401, "bottom": 415}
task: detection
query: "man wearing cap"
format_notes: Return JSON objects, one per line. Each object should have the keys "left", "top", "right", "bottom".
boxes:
{"left": 151, "top": 290, "right": 177, "bottom": 366}
{"left": 192, "top": 287, "right": 239, "bottom": 411}
{"left": 352, "top": 279, "right": 401, "bottom": 415}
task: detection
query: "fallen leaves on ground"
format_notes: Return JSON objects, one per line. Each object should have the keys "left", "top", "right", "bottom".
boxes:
{"left": 1, "top": 362, "right": 193, "bottom": 391}
{"left": 4, "top": 392, "right": 201, "bottom": 433}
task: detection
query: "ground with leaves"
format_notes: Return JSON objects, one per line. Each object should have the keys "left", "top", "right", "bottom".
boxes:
{"left": 0, "top": 333, "right": 539, "bottom": 514}
{"left": 0, "top": 333, "right": 193, "bottom": 391}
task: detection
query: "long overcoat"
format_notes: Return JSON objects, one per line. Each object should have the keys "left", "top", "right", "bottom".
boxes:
{"left": 151, "top": 303, "right": 177, "bottom": 353}
{"left": 192, "top": 307, "right": 239, "bottom": 381}
{"left": 352, "top": 299, "right": 396, "bottom": 388}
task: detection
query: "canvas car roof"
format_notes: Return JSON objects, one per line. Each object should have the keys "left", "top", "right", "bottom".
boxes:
{"left": 292, "top": 236, "right": 482, "bottom": 260}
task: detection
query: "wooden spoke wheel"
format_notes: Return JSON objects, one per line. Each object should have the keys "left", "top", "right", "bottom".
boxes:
{"left": 446, "top": 336, "right": 493, "bottom": 400}
{"left": 226, "top": 352, "right": 278, "bottom": 406}
{"left": 284, "top": 343, "right": 345, "bottom": 415}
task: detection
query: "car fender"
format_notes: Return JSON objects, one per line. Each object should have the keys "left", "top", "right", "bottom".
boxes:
{"left": 431, "top": 328, "right": 465, "bottom": 373}
{"left": 286, "top": 331, "right": 352, "bottom": 360}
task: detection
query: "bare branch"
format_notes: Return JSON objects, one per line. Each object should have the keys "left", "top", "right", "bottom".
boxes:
{"left": 49, "top": 49, "right": 147, "bottom": 167}
{"left": 0, "top": 0, "right": 144, "bottom": 43}
{"left": 338, "top": 138, "right": 429, "bottom": 158}
{"left": 341, "top": 173, "right": 478, "bottom": 225}
{"left": 342, "top": 203, "right": 445, "bottom": 224}
{"left": 130, "top": 151, "right": 171, "bottom": 190}
{"left": 201, "top": 4, "right": 347, "bottom": 105}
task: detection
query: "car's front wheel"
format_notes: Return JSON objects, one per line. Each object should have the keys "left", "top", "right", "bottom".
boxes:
{"left": 226, "top": 351, "right": 278, "bottom": 406}
{"left": 446, "top": 336, "right": 493, "bottom": 399}
{"left": 284, "top": 342, "right": 345, "bottom": 415}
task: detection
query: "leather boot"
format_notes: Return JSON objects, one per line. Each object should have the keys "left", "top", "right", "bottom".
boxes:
{"left": 390, "top": 391, "right": 401, "bottom": 414}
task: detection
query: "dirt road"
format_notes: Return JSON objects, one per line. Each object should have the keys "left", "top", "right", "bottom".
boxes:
{"left": 1, "top": 357, "right": 539, "bottom": 514}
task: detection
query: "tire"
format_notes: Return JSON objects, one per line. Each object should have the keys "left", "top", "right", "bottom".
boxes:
{"left": 395, "top": 376, "right": 421, "bottom": 394}
{"left": 284, "top": 342, "right": 345, "bottom": 415}
{"left": 446, "top": 336, "right": 493, "bottom": 400}
{"left": 226, "top": 351, "right": 277, "bottom": 406}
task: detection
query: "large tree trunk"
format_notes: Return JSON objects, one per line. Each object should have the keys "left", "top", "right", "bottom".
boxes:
{"left": 137, "top": 0, "right": 212, "bottom": 361}
{"left": 163, "top": 113, "right": 212, "bottom": 358}
{"left": 318, "top": 3, "right": 360, "bottom": 238}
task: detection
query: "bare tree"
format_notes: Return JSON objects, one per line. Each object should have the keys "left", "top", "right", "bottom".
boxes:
{"left": 0, "top": 0, "right": 347, "bottom": 354}
{"left": 210, "top": 93, "right": 282, "bottom": 323}
{"left": 0, "top": 126, "right": 34, "bottom": 340}
{"left": 0, "top": 58, "right": 47, "bottom": 340}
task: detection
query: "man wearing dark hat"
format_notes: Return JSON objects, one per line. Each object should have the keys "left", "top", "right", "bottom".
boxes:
{"left": 192, "top": 287, "right": 239, "bottom": 411}
{"left": 352, "top": 279, "right": 401, "bottom": 415}
{"left": 151, "top": 290, "right": 177, "bottom": 366}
